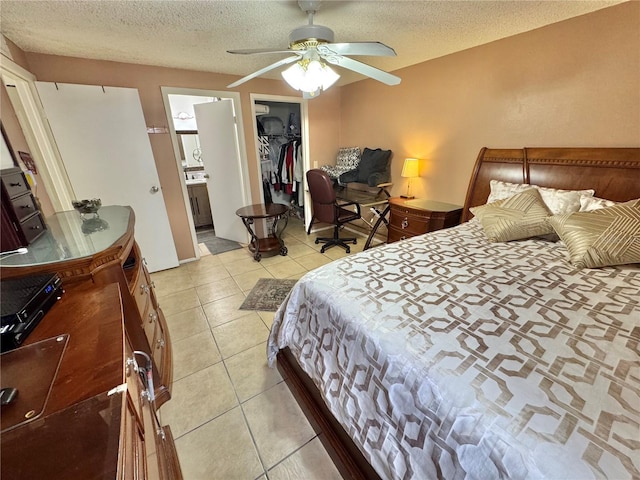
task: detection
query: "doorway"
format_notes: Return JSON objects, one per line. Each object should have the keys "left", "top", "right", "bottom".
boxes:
{"left": 161, "top": 87, "right": 251, "bottom": 259}
{"left": 249, "top": 94, "right": 311, "bottom": 231}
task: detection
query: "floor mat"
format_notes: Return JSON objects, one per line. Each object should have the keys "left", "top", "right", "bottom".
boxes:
{"left": 197, "top": 229, "right": 242, "bottom": 255}
{"left": 239, "top": 278, "right": 297, "bottom": 312}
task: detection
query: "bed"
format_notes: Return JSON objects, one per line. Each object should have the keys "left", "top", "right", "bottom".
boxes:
{"left": 267, "top": 147, "right": 640, "bottom": 480}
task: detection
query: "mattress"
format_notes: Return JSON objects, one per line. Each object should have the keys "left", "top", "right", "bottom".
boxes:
{"left": 267, "top": 221, "right": 640, "bottom": 480}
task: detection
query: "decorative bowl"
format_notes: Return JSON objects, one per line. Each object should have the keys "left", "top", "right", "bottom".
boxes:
{"left": 72, "top": 198, "right": 102, "bottom": 215}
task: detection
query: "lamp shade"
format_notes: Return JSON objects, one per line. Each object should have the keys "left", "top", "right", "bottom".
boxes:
{"left": 282, "top": 59, "right": 340, "bottom": 95}
{"left": 401, "top": 158, "right": 420, "bottom": 178}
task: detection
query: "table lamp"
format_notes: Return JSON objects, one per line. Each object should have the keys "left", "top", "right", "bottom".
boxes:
{"left": 401, "top": 158, "right": 420, "bottom": 199}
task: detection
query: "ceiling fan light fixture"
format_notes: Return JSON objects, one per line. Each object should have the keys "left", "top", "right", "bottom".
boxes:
{"left": 282, "top": 59, "right": 340, "bottom": 95}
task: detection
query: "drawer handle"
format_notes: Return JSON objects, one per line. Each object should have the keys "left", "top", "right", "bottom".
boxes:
{"left": 400, "top": 235, "right": 407, "bottom": 241}
{"left": 30, "top": 225, "right": 41, "bottom": 230}
{"left": 125, "top": 356, "right": 138, "bottom": 377}
{"left": 148, "top": 312, "right": 157, "bottom": 323}
{"left": 401, "top": 218, "right": 409, "bottom": 229}
{"left": 156, "top": 338, "right": 165, "bottom": 349}
{"left": 19, "top": 204, "right": 31, "bottom": 209}
{"left": 140, "top": 284, "right": 149, "bottom": 294}
{"left": 9, "top": 182, "right": 22, "bottom": 187}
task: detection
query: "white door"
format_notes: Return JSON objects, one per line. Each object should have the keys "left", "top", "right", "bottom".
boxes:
{"left": 194, "top": 100, "right": 247, "bottom": 244}
{"left": 35, "top": 82, "right": 179, "bottom": 272}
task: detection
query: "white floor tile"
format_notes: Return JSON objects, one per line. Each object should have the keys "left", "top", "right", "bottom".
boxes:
{"left": 162, "top": 220, "right": 347, "bottom": 479}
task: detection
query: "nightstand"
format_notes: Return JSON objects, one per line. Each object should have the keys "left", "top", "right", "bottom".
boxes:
{"left": 387, "top": 197, "right": 463, "bottom": 243}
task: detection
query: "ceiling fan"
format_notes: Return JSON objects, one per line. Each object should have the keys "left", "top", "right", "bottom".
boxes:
{"left": 226, "top": 0, "right": 401, "bottom": 97}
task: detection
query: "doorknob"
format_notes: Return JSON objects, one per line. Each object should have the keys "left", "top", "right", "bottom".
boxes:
{"left": 203, "top": 173, "right": 210, "bottom": 179}
{"left": 150, "top": 186, "right": 160, "bottom": 194}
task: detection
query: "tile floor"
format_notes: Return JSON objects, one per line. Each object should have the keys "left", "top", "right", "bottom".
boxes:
{"left": 152, "top": 218, "right": 368, "bottom": 479}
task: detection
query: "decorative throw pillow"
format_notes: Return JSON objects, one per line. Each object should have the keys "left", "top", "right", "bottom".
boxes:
{"left": 337, "top": 146, "right": 361, "bottom": 170}
{"left": 339, "top": 147, "right": 392, "bottom": 186}
{"left": 579, "top": 195, "right": 618, "bottom": 212}
{"left": 547, "top": 199, "right": 640, "bottom": 269}
{"left": 321, "top": 147, "right": 361, "bottom": 179}
{"left": 486, "top": 180, "right": 532, "bottom": 204}
{"left": 537, "top": 186, "right": 595, "bottom": 215}
{"left": 486, "top": 180, "right": 594, "bottom": 215}
{"left": 470, "top": 188, "right": 554, "bottom": 242}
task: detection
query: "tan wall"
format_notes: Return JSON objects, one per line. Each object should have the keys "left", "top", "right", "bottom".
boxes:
{"left": 339, "top": 2, "right": 640, "bottom": 205}
{"left": 6, "top": 2, "right": 637, "bottom": 260}
{"left": 22, "top": 54, "right": 341, "bottom": 260}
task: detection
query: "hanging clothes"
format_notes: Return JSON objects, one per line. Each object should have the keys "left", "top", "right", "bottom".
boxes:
{"left": 274, "top": 137, "right": 302, "bottom": 195}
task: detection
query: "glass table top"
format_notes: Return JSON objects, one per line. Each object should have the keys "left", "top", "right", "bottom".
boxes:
{"left": 0, "top": 206, "right": 132, "bottom": 268}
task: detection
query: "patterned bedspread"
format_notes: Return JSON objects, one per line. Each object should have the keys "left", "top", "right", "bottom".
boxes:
{"left": 267, "top": 221, "right": 640, "bottom": 480}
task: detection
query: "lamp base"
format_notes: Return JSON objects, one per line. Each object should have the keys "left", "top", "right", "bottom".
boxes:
{"left": 400, "top": 195, "right": 415, "bottom": 199}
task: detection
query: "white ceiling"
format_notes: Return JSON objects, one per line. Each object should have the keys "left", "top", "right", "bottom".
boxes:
{"left": 0, "top": 0, "right": 625, "bottom": 86}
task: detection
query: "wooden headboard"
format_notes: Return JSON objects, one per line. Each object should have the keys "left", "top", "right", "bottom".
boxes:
{"left": 461, "top": 147, "right": 640, "bottom": 222}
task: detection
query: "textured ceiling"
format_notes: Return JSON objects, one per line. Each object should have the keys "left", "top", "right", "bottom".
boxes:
{"left": 0, "top": 0, "right": 625, "bottom": 86}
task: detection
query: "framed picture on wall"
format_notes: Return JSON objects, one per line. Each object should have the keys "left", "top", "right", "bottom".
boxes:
{"left": 18, "top": 151, "right": 37, "bottom": 174}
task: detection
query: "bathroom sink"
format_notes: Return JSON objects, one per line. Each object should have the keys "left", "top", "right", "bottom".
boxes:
{"left": 185, "top": 178, "right": 206, "bottom": 185}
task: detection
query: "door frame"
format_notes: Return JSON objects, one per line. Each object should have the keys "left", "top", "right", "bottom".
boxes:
{"left": 0, "top": 55, "right": 75, "bottom": 211}
{"left": 249, "top": 93, "right": 311, "bottom": 229}
{"left": 161, "top": 87, "right": 250, "bottom": 260}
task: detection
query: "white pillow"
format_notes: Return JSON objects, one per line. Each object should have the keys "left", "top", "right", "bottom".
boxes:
{"left": 538, "top": 186, "right": 595, "bottom": 215}
{"left": 487, "top": 180, "right": 594, "bottom": 215}
{"left": 579, "top": 195, "right": 618, "bottom": 212}
{"left": 486, "top": 180, "right": 531, "bottom": 203}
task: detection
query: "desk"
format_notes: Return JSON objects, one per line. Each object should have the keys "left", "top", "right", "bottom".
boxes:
{"left": 334, "top": 184, "right": 391, "bottom": 250}
{"left": 236, "top": 203, "right": 289, "bottom": 261}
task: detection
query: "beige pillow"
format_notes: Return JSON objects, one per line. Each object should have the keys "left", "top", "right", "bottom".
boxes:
{"left": 486, "top": 180, "right": 594, "bottom": 215}
{"left": 548, "top": 199, "right": 640, "bottom": 268}
{"left": 471, "top": 188, "right": 554, "bottom": 242}
{"left": 579, "top": 195, "right": 618, "bottom": 212}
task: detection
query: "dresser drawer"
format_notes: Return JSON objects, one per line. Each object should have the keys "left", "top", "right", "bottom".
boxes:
{"left": 389, "top": 209, "right": 429, "bottom": 236}
{"left": 21, "top": 213, "right": 46, "bottom": 243}
{"left": 131, "top": 262, "right": 151, "bottom": 317}
{"left": 388, "top": 226, "right": 416, "bottom": 243}
{"left": 10, "top": 193, "right": 39, "bottom": 223}
{"left": 2, "top": 171, "right": 30, "bottom": 198}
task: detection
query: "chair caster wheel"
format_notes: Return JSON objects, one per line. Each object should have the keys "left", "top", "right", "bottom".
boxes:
{"left": 346, "top": 247, "right": 351, "bottom": 253}
{"left": 353, "top": 239, "right": 357, "bottom": 244}
{"left": 315, "top": 239, "right": 320, "bottom": 244}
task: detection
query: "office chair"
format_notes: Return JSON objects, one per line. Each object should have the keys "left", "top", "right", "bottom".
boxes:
{"left": 306, "top": 169, "right": 361, "bottom": 253}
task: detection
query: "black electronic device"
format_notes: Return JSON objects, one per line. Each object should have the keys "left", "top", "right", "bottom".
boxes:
{"left": 0, "top": 387, "right": 18, "bottom": 406}
{"left": 0, "top": 273, "right": 63, "bottom": 352}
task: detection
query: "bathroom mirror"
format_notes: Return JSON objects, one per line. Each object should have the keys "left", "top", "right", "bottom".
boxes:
{"left": 176, "top": 130, "right": 202, "bottom": 168}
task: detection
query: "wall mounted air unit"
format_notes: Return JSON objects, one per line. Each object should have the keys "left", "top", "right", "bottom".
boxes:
{"left": 255, "top": 104, "right": 270, "bottom": 115}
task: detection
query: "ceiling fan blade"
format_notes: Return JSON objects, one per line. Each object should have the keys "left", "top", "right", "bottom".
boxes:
{"left": 227, "top": 55, "right": 301, "bottom": 88}
{"left": 317, "top": 42, "right": 396, "bottom": 57}
{"left": 323, "top": 56, "right": 401, "bottom": 86}
{"left": 227, "top": 48, "right": 301, "bottom": 55}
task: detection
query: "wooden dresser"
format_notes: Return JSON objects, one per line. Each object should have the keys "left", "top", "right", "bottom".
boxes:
{"left": 0, "top": 206, "right": 181, "bottom": 479}
{"left": 387, "top": 197, "right": 463, "bottom": 243}
{"left": 0, "top": 167, "right": 46, "bottom": 252}
{"left": 1, "top": 283, "right": 181, "bottom": 479}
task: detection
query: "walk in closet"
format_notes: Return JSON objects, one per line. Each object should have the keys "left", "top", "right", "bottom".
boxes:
{"left": 256, "top": 101, "right": 304, "bottom": 220}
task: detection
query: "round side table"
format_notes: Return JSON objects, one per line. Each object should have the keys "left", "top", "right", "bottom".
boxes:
{"left": 235, "top": 203, "right": 289, "bottom": 261}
